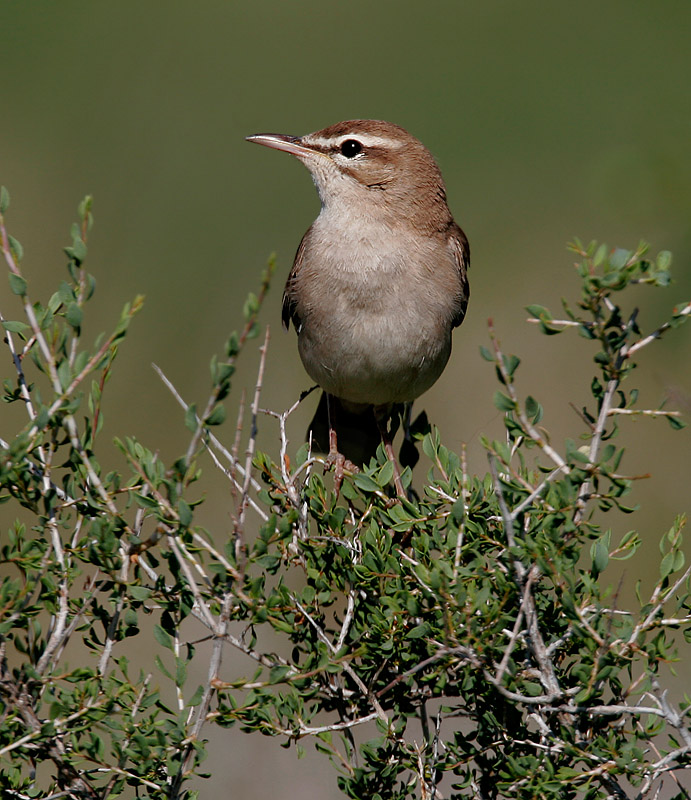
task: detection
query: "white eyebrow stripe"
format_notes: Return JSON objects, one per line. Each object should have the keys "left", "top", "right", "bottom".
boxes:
{"left": 305, "top": 134, "right": 403, "bottom": 149}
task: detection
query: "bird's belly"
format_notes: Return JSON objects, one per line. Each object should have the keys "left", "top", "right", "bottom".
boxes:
{"left": 291, "top": 227, "right": 461, "bottom": 406}
{"left": 297, "top": 309, "right": 452, "bottom": 406}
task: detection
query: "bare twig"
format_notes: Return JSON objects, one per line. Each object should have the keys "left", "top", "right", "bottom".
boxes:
{"left": 489, "top": 455, "right": 562, "bottom": 698}
{"left": 509, "top": 465, "right": 568, "bottom": 523}
{"left": 270, "top": 712, "right": 379, "bottom": 739}
{"left": 626, "top": 300, "right": 691, "bottom": 357}
{"left": 236, "top": 326, "right": 270, "bottom": 539}
{"left": 294, "top": 598, "right": 390, "bottom": 725}
{"left": 526, "top": 317, "right": 581, "bottom": 328}
{"left": 607, "top": 408, "right": 681, "bottom": 418}
{"left": 152, "top": 363, "right": 265, "bottom": 501}
{"left": 488, "top": 322, "right": 569, "bottom": 473}
{"left": 452, "top": 443, "right": 469, "bottom": 582}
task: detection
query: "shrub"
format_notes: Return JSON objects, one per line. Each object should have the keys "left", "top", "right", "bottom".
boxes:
{"left": 1, "top": 191, "right": 690, "bottom": 799}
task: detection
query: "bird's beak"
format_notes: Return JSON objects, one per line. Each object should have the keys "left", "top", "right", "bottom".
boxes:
{"left": 246, "top": 133, "right": 316, "bottom": 159}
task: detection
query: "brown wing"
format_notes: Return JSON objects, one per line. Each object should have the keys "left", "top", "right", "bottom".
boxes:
{"left": 281, "top": 228, "right": 311, "bottom": 333}
{"left": 448, "top": 222, "right": 470, "bottom": 329}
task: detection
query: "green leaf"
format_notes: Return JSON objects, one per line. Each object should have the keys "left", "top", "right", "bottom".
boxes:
{"left": 653, "top": 269, "right": 671, "bottom": 287}
{"left": 205, "top": 404, "right": 226, "bottom": 426}
{"left": 493, "top": 391, "right": 516, "bottom": 412}
{"left": 407, "top": 622, "right": 432, "bottom": 639}
{"left": 243, "top": 292, "right": 259, "bottom": 319}
{"left": 78, "top": 194, "right": 93, "bottom": 219}
{"left": 187, "top": 684, "right": 204, "bottom": 707}
{"left": 656, "top": 250, "right": 672, "bottom": 271}
{"left": 71, "top": 236, "right": 88, "bottom": 263}
{"left": 57, "top": 280, "right": 75, "bottom": 304}
{"left": 154, "top": 624, "right": 174, "bottom": 651}
{"left": 175, "top": 657, "right": 187, "bottom": 687}
{"left": 65, "top": 302, "right": 83, "bottom": 329}
{"left": 295, "top": 442, "right": 309, "bottom": 465}
{"left": 567, "top": 439, "right": 591, "bottom": 463}
{"left": 377, "top": 460, "right": 394, "bottom": 487}
{"left": 525, "top": 395, "right": 543, "bottom": 423}
{"left": 8, "top": 273, "right": 27, "bottom": 296}
{"left": 178, "top": 500, "right": 193, "bottom": 527}
{"left": 154, "top": 654, "right": 173, "bottom": 680}
{"left": 8, "top": 236, "right": 23, "bottom": 262}
{"left": 609, "top": 248, "right": 630, "bottom": 270}
{"left": 593, "top": 243, "right": 607, "bottom": 267}
{"left": 57, "top": 359, "right": 71, "bottom": 391}
{"left": 539, "top": 320, "right": 563, "bottom": 336}
{"left": 1, "top": 320, "right": 29, "bottom": 333}
{"left": 129, "top": 585, "right": 151, "bottom": 601}
{"left": 601, "top": 444, "right": 616, "bottom": 463}
{"left": 0, "top": 185, "right": 9, "bottom": 213}
{"left": 226, "top": 331, "right": 240, "bottom": 358}
{"left": 353, "top": 473, "right": 380, "bottom": 493}
{"left": 502, "top": 354, "right": 520, "bottom": 377}
{"left": 611, "top": 530, "right": 640, "bottom": 561}
{"left": 185, "top": 403, "right": 198, "bottom": 432}
{"left": 269, "top": 665, "right": 292, "bottom": 684}
{"left": 422, "top": 432, "right": 437, "bottom": 460}
{"left": 660, "top": 551, "right": 676, "bottom": 579}
{"left": 526, "top": 304, "right": 552, "bottom": 320}
{"left": 134, "top": 493, "right": 158, "bottom": 509}
{"left": 591, "top": 538, "right": 609, "bottom": 574}
{"left": 450, "top": 498, "right": 465, "bottom": 526}
{"left": 210, "top": 356, "right": 234, "bottom": 386}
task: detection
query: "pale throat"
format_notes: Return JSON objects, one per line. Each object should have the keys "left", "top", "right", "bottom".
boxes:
{"left": 311, "top": 187, "right": 413, "bottom": 275}
{"left": 314, "top": 218, "right": 410, "bottom": 277}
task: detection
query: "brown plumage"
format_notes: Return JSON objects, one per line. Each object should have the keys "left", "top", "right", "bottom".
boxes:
{"left": 247, "top": 120, "right": 469, "bottom": 494}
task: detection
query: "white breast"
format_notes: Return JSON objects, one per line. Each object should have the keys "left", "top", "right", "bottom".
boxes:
{"left": 294, "top": 212, "right": 457, "bottom": 406}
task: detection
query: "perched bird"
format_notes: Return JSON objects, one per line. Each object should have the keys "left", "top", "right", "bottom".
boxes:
{"left": 247, "top": 120, "right": 469, "bottom": 495}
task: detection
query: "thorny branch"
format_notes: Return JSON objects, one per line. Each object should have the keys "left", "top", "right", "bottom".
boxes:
{"left": 152, "top": 363, "right": 267, "bottom": 518}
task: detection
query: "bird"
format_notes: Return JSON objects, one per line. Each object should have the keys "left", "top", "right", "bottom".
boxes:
{"left": 246, "top": 120, "right": 469, "bottom": 496}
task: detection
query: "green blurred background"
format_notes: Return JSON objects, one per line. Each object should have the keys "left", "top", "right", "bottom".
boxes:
{"left": 1, "top": 1, "right": 690, "bottom": 796}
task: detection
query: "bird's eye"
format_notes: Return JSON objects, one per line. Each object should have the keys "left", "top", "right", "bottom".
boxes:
{"left": 340, "top": 139, "right": 362, "bottom": 158}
